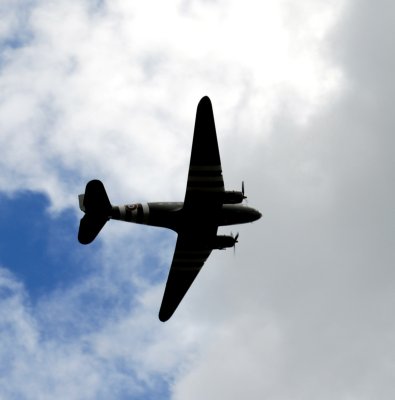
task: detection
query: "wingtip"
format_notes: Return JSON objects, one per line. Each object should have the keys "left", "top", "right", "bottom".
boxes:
{"left": 199, "top": 95, "right": 211, "bottom": 105}
{"left": 159, "top": 305, "right": 175, "bottom": 322}
{"left": 158, "top": 312, "right": 170, "bottom": 323}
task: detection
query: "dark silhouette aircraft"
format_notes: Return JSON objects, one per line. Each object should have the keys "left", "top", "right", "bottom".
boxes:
{"left": 78, "top": 96, "right": 261, "bottom": 321}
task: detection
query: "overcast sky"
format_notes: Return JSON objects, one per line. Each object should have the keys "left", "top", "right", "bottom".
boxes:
{"left": 0, "top": 0, "right": 394, "bottom": 399}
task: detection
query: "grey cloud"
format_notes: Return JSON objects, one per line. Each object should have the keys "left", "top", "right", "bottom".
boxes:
{"left": 170, "top": 1, "right": 395, "bottom": 398}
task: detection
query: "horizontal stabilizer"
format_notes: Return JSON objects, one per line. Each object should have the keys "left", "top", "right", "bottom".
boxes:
{"left": 78, "top": 214, "right": 109, "bottom": 244}
{"left": 78, "top": 180, "right": 112, "bottom": 245}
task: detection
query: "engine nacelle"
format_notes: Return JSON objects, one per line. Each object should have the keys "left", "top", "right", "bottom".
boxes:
{"left": 223, "top": 191, "right": 245, "bottom": 204}
{"left": 211, "top": 235, "right": 237, "bottom": 250}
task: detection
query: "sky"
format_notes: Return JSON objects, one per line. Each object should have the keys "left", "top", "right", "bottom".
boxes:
{"left": 0, "top": 0, "right": 394, "bottom": 399}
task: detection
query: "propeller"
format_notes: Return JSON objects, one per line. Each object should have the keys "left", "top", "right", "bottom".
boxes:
{"left": 242, "top": 181, "right": 247, "bottom": 201}
{"left": 231, "top": 232, "right": 239, "bottom": 254}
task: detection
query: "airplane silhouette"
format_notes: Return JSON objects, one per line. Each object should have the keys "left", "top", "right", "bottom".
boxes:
{"left": 78, "top": 96, "right": 261, "bottom": 321}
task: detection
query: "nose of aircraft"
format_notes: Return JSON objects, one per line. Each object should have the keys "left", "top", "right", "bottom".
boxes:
{"left": 249, "top": 207, "right": 262, "bottom": 222}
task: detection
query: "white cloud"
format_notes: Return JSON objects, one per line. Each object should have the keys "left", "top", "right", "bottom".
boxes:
{"left": 0, "top": 0, "right": 343, "bottom": 209}
{"left": 0, "top": 259, "right": 204, "bottom": 399}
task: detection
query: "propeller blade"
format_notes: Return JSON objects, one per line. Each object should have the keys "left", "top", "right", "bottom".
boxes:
{"left": 242, "top": 181, "right": 247, "bottom": 200}
{"left": 233, "top": 232, "right": 239, "bottom": 255}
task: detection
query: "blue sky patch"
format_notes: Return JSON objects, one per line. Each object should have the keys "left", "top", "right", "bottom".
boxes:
{"left": 0, "top": 191, "right": 96, "bottom": 300}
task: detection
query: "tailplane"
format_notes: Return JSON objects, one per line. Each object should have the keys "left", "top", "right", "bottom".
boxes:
{"left": 78, "top": 180, "right": 112, "bottom": 244}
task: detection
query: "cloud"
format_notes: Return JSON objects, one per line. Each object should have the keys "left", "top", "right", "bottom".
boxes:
{"left": 0, "top": 256, "right": 203, "bottom": 399}
{"left": 0, "top": 0, "right": 343, "bottom": 209}
{"left": 166, "top": 1, "right": 395, "bottom": 398}
{"left": 1, "top": 0, "right": 394, "bottom": 399}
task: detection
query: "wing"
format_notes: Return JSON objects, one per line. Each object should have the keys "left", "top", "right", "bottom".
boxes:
{"left": 158, "top": 231, "right": 215, "bottom": 322}
{"left": 159, "top": 96, "right": 223, "bottom": 321}
{"left": 184, "top": 96, "right": 225, "bottom": 208}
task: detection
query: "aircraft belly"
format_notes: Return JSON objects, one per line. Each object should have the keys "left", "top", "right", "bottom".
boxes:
{"left": 113, "top": 202, "right": 258, "bottom": 229}
{"left": 145, "top": 202, "right": 183, "bottom": 231}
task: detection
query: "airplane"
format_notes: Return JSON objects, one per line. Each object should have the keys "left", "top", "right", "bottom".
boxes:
{"left": 78, "top": 96, "right": 262, "bottom": 321}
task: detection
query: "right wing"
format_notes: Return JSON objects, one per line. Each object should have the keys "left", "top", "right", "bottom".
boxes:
{"left": 158, "top": 231, "right": 214, "bottom": 322}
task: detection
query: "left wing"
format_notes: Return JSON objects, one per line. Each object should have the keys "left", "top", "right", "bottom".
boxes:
{"left": 158, "top": 232, "right": 214, "bottom": 322}
{"left": 184, "top": 96, "right": 224, "bottom": 208}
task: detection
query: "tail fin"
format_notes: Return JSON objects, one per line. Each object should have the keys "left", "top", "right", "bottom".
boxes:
{"left": 78, "top": 180, "right": 112, "bottom": 245}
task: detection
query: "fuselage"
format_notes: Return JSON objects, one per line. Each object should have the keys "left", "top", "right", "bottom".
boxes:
{"left": 111, "top": 201, "right": 261, "bottom": 233}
